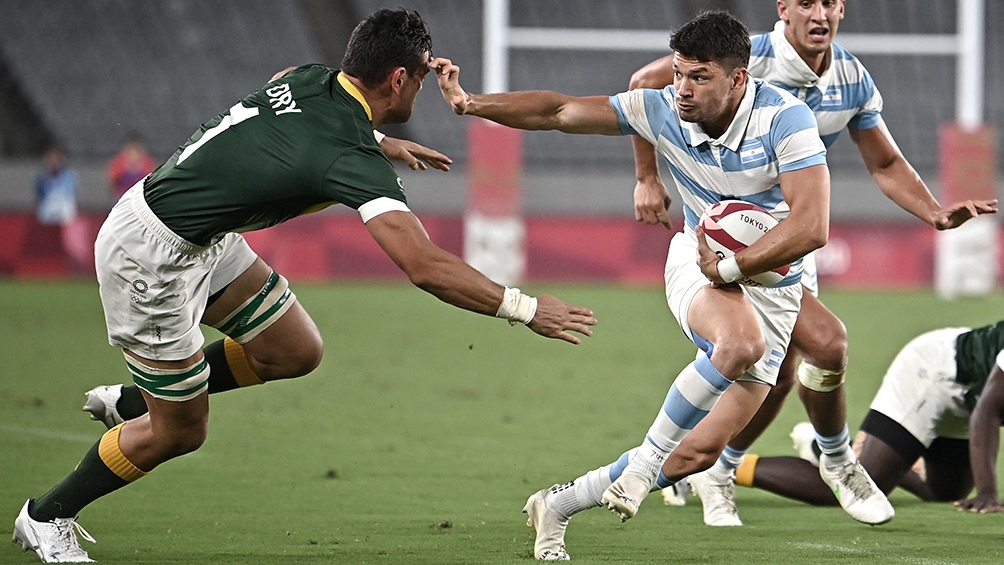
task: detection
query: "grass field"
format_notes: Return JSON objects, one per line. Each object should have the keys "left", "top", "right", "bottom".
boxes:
{"left": 2, "top": 280, "right": 1004, "bottom": 564}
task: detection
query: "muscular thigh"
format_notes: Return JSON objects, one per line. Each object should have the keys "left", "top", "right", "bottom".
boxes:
{"left": 202, "top": 257, "right": 321, "bottom": 364}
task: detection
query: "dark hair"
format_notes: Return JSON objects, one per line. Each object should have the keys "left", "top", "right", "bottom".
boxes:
{"left": 341, "top": 8, "right": 433, "bottom": 88}
{"left": 669, "top": 11, "right": 750, "bottom": 72}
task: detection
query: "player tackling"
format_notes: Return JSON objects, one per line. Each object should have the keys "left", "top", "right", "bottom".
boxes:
{"left": 11, "top": 8, "right": 596, "bottom": 563}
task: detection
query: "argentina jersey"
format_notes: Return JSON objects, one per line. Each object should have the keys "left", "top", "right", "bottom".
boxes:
{"left": 750, "top": 21, "right": 883, "bottom": 148}
{"left": 610, "top": 78, "right": 826, "bottom": 287}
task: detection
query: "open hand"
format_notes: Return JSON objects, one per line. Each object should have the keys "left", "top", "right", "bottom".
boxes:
{"left": 934, "top": 198, "right": 998, "bottom": 230}
{"left": 380, "top": 137, "right": 452, "bottom": 171}
{"left": 527, "top": 295, "right": 597, "bottom": 345}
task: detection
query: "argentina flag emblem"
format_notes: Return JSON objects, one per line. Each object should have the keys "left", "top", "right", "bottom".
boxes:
{"left": 821, "top": 86, "right": 843, "bottom": 107}
{"left": 739, "top": 139, "right": 766, "bottom": 165}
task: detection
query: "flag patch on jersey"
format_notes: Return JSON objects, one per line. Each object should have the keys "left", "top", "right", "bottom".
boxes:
{"left": 821, "top": 86, "right": 843, "bottom": 107}
{"left": 739, "top": 140, "right": 766, "bottom": 164}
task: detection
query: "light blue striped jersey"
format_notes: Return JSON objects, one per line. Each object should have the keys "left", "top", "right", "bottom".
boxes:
{"left": 610, "top": 78, "right": 826, "bottom": 287}
{"left": 750, "top": 21, "right": 883, "bottom": 148}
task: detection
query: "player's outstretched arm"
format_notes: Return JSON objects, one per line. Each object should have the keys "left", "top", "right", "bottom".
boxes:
{"left": 955, "top": 364, "right": 1004, "bottom": 513}
{"left": 850, "top": 121, "right": 998, "bottom": 229}
{"left": 432, "top": 57, "right": 621, "bottom": 135}
{"left": 365, "top": 210, "right": 596, "bottom": 344}
{"left": 628, "top": 56, "right": 675, "bottom": 230}
{"left": 379, "top": 135, "right": 452, "bottom": 171}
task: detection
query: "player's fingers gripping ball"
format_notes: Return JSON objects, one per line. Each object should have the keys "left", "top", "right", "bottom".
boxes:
{"left": 699, "top": 200, "right": 790, "bottom": 286}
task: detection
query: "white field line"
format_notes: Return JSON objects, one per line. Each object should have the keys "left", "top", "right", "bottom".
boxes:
{"left": 0, "top": 424, "right": 97, "bottom": 444}
{"left": 792, "top": 542, "right": 963, "bottom": 565}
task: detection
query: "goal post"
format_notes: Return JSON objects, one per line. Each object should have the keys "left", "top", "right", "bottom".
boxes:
{"left": 472, "top": 0, "right": 995, "bottom": 295}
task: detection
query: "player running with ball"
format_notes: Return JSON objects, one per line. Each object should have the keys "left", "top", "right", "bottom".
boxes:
{"left": 630, "top": 0, "right": 996, "bottom": 527}
{"left": 437, "top": 10, "right": 838, "bottom": 560}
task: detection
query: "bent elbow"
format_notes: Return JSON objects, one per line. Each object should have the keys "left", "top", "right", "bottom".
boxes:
{"left": 807, "top": 226, "right": 828, "bottom": 251}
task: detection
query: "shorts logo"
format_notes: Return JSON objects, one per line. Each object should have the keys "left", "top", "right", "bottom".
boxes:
{"left": 130, "top": 279, "right": 149, "bottom": 304}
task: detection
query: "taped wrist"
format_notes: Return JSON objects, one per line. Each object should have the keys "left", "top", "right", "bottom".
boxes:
{"left": 373, "top": 129, "right": 386, "bottom": 143}
{"left": 717, "top": 256, "right": 743, "bottom": 283}
{"left": 798, "top": 360, "right": 846, "bottom": 392}
{"left": 495, "top": 287, "right": 538, "bottom": 325}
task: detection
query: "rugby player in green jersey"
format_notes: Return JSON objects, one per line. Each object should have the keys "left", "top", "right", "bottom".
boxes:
{"left": 735, "top": 319, "right": 1004, "bottom": 515}
{"left": 12, "top": 8, "right": 596, "bottom": 563}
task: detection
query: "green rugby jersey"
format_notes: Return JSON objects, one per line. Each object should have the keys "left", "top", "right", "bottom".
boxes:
{"left": 143, "top": 64, "right": 406, "bottom": 247}
{"left": 955, "top": 320, "right": 1004, "bottom": 411}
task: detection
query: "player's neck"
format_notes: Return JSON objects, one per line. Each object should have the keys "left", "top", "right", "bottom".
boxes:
{"left": 799, "top": 49, "right": 831, "bottom": 77}
{"left": 339, "top": 72, "right": 394, "bottom": 127}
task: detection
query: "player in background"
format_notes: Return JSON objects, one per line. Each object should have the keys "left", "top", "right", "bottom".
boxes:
{"left": 736, "top": 318, "right": 1004, "bottom": 515}
{"left": 12, "top": 9, "right": 596, "bottom": 563}
{"left": 629, "top": 0, "right": 998, "bottom": 526}
{"left": 437, "top": 10, "right": 845, "bottom": 560}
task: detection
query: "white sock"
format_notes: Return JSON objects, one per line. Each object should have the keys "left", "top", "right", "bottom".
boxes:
{"left": 549, "top": 448, "right": 639, "bottom": 517}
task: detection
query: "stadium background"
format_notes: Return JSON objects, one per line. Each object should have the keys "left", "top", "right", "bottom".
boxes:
{"left": 0, "top": 0, "right": 1000, "bottom": 288}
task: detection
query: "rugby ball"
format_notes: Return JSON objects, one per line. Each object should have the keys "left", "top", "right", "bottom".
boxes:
{"left": 699, "top": 200, "right": 789, "bottom": 287}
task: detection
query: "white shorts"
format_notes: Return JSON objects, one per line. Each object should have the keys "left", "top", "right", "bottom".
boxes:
{"left": 663, "top": 232, "right": 802, "bottom": 386}
{"left": 800, "top": 251, "right": 819, "bottom": 297}
{"left": 868, "top": 327, "right": 972, "bottom": 446}
{"left": 94, "top": 181, "right": 258, "bottom": 361}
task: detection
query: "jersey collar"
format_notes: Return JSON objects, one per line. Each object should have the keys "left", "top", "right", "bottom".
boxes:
{"left": 337, "top": 72, "right": 373, "bottom": 121}
{"left": 769, "top": 20, "right": 834, "bottom": 90}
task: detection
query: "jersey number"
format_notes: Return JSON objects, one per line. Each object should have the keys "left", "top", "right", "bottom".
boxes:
{"left": 176, "top": 102, "right": 260, "bottom": 165}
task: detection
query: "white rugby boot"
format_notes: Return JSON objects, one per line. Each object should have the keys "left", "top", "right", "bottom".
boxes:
{"left": 12, "top": 500, "right": 96, "bottom": 563}
{"left": 790, "top": 422, "right": 820, "bottom": 466}
{"left": 522, "top": 487, "right": 570, "bottom": 561}
{"left": 689, "top": 470, "right": 742, "bottom": 526}
{"left": 660, "top": 477, "right": 691, "bottom": 506}
{"left": 82, "top": 385, "right": 124, "bottom": 429}
{"left": 600, "top": 448, "right": 664, "bottom": 522}
{"left": 819, "top": 452, "right": 895, "bottom": 525}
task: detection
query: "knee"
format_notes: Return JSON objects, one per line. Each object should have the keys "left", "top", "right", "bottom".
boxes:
{"left": 711, "top": 338, "right": 765, "bottom": 378}
{"left": 802, "top": 320, "right": 848, "bottom": 371}
{"left": 288, "top": 332, "right": 324, "bottom": 377}
{"left": 249, "top": 332, "right": 324, "bottom": 379}
{"left": 155, "top": 420, "right": 208, "bottom": 459}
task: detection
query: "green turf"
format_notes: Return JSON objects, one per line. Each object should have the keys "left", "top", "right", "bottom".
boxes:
{"left": 2, "top": 281, "right": 1004, "bottom": 564}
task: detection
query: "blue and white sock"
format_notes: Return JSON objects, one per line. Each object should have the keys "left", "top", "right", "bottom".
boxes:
{"left": 645, "top": 354, "right": 732, "bottom": 457}
{"left": 706, "top": 445, "right": 747, "bottom": 482}
{"left": 815, "top": 424, "right": 852, "bottom": 464}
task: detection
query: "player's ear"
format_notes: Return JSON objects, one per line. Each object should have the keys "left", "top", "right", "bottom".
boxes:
{"left": 389, "top": 66, "right": 408, "bottom": 94}
{"left": 732, "top": 67, "right": 748, "bottom": 92}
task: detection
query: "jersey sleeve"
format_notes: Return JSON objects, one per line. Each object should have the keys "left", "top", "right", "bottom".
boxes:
{"left": 323, "top": 145, "right": 411, "bottom": 222}
{"left": 847, "top": 64, "right": 883, "bottom": 131}
{"left": 610, "top": 88, "right": 673, "bottom": 146}
{"left": 769, "top": 102, "right": 827, "bottom": 173}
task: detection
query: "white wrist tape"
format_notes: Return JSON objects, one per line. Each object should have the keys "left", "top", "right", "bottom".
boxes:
{"left": 717, "top": 256, "right": 743, "bottom": 283}
{"left": 373, "top": 129, "right": 386, "bottom": 144}
{"left": 495, "top": 287, "right": 538, "bottom": 326}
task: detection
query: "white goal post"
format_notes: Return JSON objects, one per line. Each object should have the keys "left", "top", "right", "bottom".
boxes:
{"left": 477, "top": 0, "right": 994, "bottom": 296}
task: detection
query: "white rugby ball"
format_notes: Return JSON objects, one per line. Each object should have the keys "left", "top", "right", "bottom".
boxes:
{"left": 699, "top": 200, "right": 789, "bottom": 287}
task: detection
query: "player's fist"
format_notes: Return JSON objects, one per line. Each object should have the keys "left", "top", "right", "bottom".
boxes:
{"left": 432, "top": 57, "right": 469, "bottom": 115}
